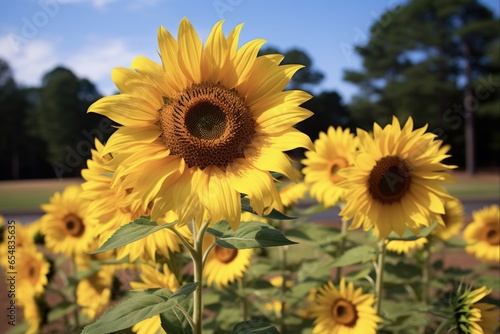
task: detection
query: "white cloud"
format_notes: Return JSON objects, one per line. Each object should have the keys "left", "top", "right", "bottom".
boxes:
{"left": 56, "top": 0, "right": 119, "bottom": 9}
{"left": 0, "top": 33, "right": 144, "bottom": 95}
{"left": 0, "top": 36, "right": 59, "bottom": 87}
{"left": 65, "top": 39, "right": 139, "bottom": 95}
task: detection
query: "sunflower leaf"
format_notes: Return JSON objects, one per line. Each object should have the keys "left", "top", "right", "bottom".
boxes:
{"left": 214, "top": 221, "right": 298, "bottom": 249}
{"left": 328, "top": 245, "right": 376, "bottom": 267}
{"left": 241, "top": 197, "right": 295, "bottom": 220}
{"left": 386, "top": 221, "right": 438, "bottom": 241}
{"left": 232, "top": 320, "right": 279, "bottom": 334}
{"left": 81, "top": 283, "right": 198, "bottom": 334}
{"left": 90, "top": 216, "right": 176, "bottom": 254}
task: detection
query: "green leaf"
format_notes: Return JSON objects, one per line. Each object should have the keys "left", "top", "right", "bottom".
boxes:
{"left": 232, "top": 321, "right": 280, "bottom": 334}
{"left": 82, "top": 283, "right": 198, "bottom": 334}
{"left": 160, "top": 296, "right": 193, "bottom": 334}
{"left": 91, "top": 216, "right": 175, "bottom": 254}
{"left": 213, "top": 221, "right": 298, "bottom": 249}
{"left": 206, "top": 219, "right": 233, "bottom": 238}
{"left": 285, "top": 224, "right": 339, "bottom": 242}
{"left": 241, "top": 197, "right": 295, "bottom": 220}
{"left": 328, "top": 245, "right": 376, "bottom": 267}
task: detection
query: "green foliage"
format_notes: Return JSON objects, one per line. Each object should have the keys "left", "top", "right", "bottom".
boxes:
{"left": 91, "top": 216, "right": 176, "bottom": 254}
{"left": 207, "top": 220, "right": 298, "bottom": 249}
{"left": 232, "top": 321, "right": 279, "bottom": 334}
{"left": 82, "top": 283, "right": 198, "bottom": 334}
{"left": 241, "top": 198, "right": 295, "bottom": 220}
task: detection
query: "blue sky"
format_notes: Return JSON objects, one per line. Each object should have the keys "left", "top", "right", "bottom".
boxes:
{"left": 1, "top": 0, "right": 498, "bottom": 102}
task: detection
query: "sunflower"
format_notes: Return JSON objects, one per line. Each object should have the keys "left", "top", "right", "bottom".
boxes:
{"left": 432, "top": 198, "right": 464, "bottom": 241}
{"left": 20, "top": 297, "right": 42, "bottom": 334}
{"left": 130, "top": 264, "right": 180, "bottom": 334}
{"left": 16, "top": 246, "right": 50, "bottom": 301}
{"left": 451, "top": 285, "right": 499, "bottom": 334}
{"left": 338, "top": 117, "right": 455, "bottom": 239}
{"left": 279, "top": 181, "right": 308, "bottom": 209}
{"left": 463, "top": 205, "right": 500, "bottom": 263}
{"left": 203, "top": 233, "right": 253, "bottom": 288}
{"left": 76, "top": 266, "right": 115, "bottom": 320}
{"left": 302, "top": 126, "right": 358, "bottom": 207}
{"left": 310, "top": 278, "right": 381, "bottom": 334}
{"left": 88, "top": 18, "right": 313, "bottom": 230}
{"left": 40, "top": 185, "right": 97, "bottom": 257}
{"left": 82, "top": 139, "right": 189, "bottom": 262}
{"left": 386, "top": 237, "right": 428, "bottom": 254}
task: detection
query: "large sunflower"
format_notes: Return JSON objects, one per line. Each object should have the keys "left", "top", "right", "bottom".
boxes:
{"left": 338, "top": 117, "right": 455, "bottom": 239}
{"left": 302, "top": 126, "right": 358, "bottom": 207}
{"left": 130, "top": 264, "right": 180, "bottom": 334}
{"left": 88, "top": 18, "right": 313, "bottom": 229}
{"left": 463, "top": 205, "right": 499, "bottom": 263}
{"left": 432, "top": 198, "right": 464, "bottom": 241}
{"left": 310, "top": 278, "right": 381, "bottom": 334}
{"left": 203, "top": 234, "right": 253, "bottom": 288}
{"left": 41, "top": 185, "right": 97, "bottom": 257}
{"left": 82, "top": 139, "right": 188, "bottom": 262}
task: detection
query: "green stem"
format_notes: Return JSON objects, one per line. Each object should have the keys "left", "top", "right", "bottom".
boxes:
{"left": 421, "top": 244, "right": 431, "bottom": 306}
{"left": 374, "top": 239, "right": 387, "bottom": 315}
{"left": 175, "top": 304, "right": 195, "bottom": 329}
{"left": 335, "top": 219, "right": 348, "bottom": 284}
{"left": 433, "top": 319, "right": 451, "bottom": 334}
{"left": 239, "top": 278, "right": 248, "bottom": 321}
{"left": 278, "top": 219, "right": 288, "bottom": 334}
{"left": 192, "top": 221, "right": 209, "bottom": 334}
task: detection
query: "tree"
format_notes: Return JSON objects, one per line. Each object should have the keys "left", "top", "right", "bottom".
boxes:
{"left": 344, "top": 0, "right": 499, "bottom": 172}
{"left": 29, "top": 67, "right": 104, "bottom": 177}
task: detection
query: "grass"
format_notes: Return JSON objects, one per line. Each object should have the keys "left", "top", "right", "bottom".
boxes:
{"left": 0, "top": 172, "right": 498, "bottom": 213}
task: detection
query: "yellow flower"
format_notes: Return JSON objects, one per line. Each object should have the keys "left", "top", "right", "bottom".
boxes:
{"left": 386, "top": 237, "right": 428, "bottom": 254}
{"left": 82, "top": 140, "right": 188, "bottom": 262}
{"left": 433, "top": 198, "right": 464, "bottom": 241}
{"left": 130, "top": 264, "right": 180, "bottom": 334}
{"left": 463, "top": 205, "right": 500, "bottom": 263}
{"left": 16, "top": 247, "right": 50, "bottom": 301}
{"left": 203, "top": 234, "right": 253, "bottom": 287}
{"left": 88, "top": 18, "right": 313, "bottom": 229}
{"left": 302, "top": 126, "right": 358, "bottom": 207}
{"left": 40, "top": 185, "right": 97, "bottom": 257}
{"left": 0, "top": 220, "right": 41, "bottom": 263}
{"left": 310, "top": 278, "right": 381, "bottom": 334}
{"left": 20, "top": 297, "right": 42, "bottom": 334}
{"left": 452, "top": 285, "right": 499, "bottom": 334}
{"left": 279, "top": 181, "right": 308, "bottom": 208}
{"left": 76, "top": 267, "right": 115, "bottom": 320}
{"left": 338, "top": 117, "right": 455, "bottom": 239}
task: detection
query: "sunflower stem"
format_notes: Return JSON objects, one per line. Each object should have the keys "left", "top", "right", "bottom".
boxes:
{"left": 421, "top": 244, "right": 431, "bottom": 306}
{"left": 335, "top": 219, "right": 348, "bottom": 284}
{"left": 279, "top": 221, "right": 287, "bottom": 334}
{"left": 238, "top": 278, "right": 249, "bottom": 322}
{"left": 433, "top": 318, "right": 451, "bottom": 334}
{"left": 374, "top": 239, "right": 387, "bottom": 315}
{"left": 192, "top": 221, "right": 210, "bottom": 334}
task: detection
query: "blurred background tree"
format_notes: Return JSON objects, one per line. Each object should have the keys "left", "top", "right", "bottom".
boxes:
{"left": 344, "top": 0, "right": 499, "bottom": 173}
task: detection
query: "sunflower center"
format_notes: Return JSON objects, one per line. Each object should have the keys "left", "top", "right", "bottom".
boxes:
{"left": 27, "top": 262, "right": 39, "bottom": 285}
{"left": 484, "top": 225, "right": 500, "bottom": 246}
{"left": 214, "top": 245, "right": 238, "bottom": 264}
{"left": 332, "top": 299, "right": 358, "bottom": 327}
{"left": 159, "top": 81, "right": 255, "bottom": 170}
{"left": 329, "top": 157, "right": 348, "bottom": 184}
{"left": 64, "top": 213, "right": 85, "bottom": 237}
{"left": 368, "top": 156, "right": 412, "bottom": 204}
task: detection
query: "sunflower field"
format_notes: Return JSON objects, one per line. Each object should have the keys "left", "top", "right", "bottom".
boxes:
{"left": 1, "top": 18, "right": 499, "bottom": 334}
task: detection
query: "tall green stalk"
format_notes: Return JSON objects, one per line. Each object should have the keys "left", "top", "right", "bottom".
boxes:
{"left": 374, "top": 239, "right": 387, "bottom": 315}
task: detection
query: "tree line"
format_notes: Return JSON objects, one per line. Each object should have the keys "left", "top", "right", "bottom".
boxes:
{"left": 0, "top": 0, "right": 498, "bottom": 180}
